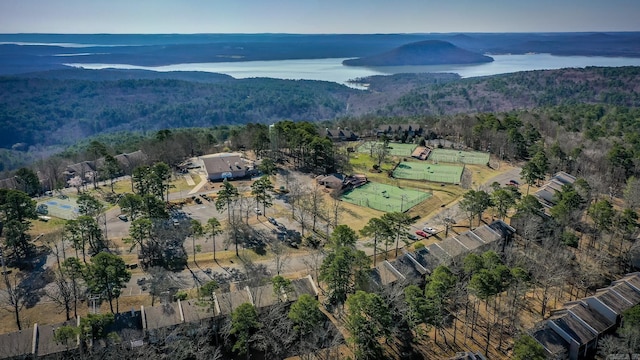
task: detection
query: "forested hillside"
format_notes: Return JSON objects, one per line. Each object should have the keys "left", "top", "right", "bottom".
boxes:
{"left": 343, "top": 40, "right": 493, "bottom": 66}
{"left": 0, "top": 76, "right": 355, "bottom": 149}
{"left": 1, "top": 66, "right": 639, "bottom": 156}
{"left": 373, "top": 66, "right": 640, "bottom": 115}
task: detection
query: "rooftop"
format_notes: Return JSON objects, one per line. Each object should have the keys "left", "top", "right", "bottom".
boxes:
{"left": 249, "top": 284, "right": 280, "bottom": 308}
{"left": 425, "top": 242, "right": 451, "bottom": 262}
{"left": 288, "top": 276, "right": 319, "bottom": 302}
{"left": 144, "top": 303, "right": 183, "bottom": 330}
{"left": 0, "top": 327, "right": 33, "bottom": 359}
{"left": 455, "top": 232, "right": 486, "bottom": 250}
{"left": 532, "top": 325, "right": 570, "bottom": 356}
{"left": 215, "top": 287, "right": 252, "bottom": 315}
{"left": 181, "top": 300, "right": 217, "bottom": 323}
{"left": 622, "top": 272, "right": 640, "bottom": 291}
{"left": 438, "top": 237, "right": 469, "bottom": 258}
{"left": 37, "top": 321, "right": 78, "bottom": 356}
{"left": 471, "top": 225, "right": 502, "bottom": 243}
{"left": 565, "top": 301, "right": 615, "bottom": 333}
{"left": 550, "top": 312, "right": 597, "bottom": 345}
{"left": 202, "top": 154, "right": 246, "bottom": 175}
{"left": 591, "top": 289, "right": 634, "bottom": 315}
{"left": 609, "top": 281, "right": 640, "bottom": 305}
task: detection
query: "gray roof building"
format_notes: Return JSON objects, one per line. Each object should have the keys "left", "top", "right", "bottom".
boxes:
{"left": 424, "top": 220, "right": 514, "bottom": 261}
{"left": 321, "top": 128, "right": 358, "bottom": 141}
{"left": 201, "top": 153, "right": 248, "bottom": 181}
{"left": 142, "top": 302, "right": 183, "bottom": 331}
{"left": 534, "top": 171, "right": 577, "bottom": 208}
{"left": 0, "top": 326, "right": 35, "bottom": 359}
{"left": 532, "top": 272, "right": 640, "bottom": 360}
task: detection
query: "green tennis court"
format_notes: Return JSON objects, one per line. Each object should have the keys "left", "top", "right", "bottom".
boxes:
{"left": 341, "top": 182, "right": 431, "bottom": 213}
{"left": 393, "top": 162, "right": 464, "bottom": 184}
{"left": 428, "top": 148, "right": 490, "bottom": 165}
{"left": 357, "top": 141, "right": 417, "bottom": 157}
{"left": 37, "top": 196, "right": 80, "bottom": 220}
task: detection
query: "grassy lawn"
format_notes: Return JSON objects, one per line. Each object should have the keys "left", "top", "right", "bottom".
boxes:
{"left": 357, "top": 141, "right": 418, "bottom": 157}
{"left": 393, "top": 161, "right": 464, "bottom": 184}
{"left": 29, "top": 217, "right": 66, "bottom": 235}
{"left": 429, "top": 148, "right": 490, "bottom": 165}
{"left": 346, "top": 150, "right": 512, "bottom": 224}
{"left": 349, "top": 152, "right": 396, "bottom": 173}
{"left": 169, "top": 175, "right": 196, "bottom": 194}
{"left": 341, "top": 182, "right": 431, "bottom": 213}
{"left": 466, "top": 163, "right": 511, "bottom": 187}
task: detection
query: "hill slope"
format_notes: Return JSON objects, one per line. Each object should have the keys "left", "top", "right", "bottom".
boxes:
{"left": 1, "top": 66, "right": 640, "bottom": 151}
{"left": 342, "top": 40, "right": 494, "bottom": 66}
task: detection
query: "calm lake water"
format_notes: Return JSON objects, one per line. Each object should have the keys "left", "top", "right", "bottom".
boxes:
{"left": 65, "top": 54, "right": 640, "bottom": 89}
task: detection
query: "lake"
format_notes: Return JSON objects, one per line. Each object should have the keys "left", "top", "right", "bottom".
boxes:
{"left": 64, "top": 54, "right": 640, "bottom": 89}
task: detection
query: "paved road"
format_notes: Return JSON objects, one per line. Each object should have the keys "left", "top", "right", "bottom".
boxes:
{"left": 357, "top": 166, "right": 523, "bottom": 254}
{"left": 40, "top": 165, "right": 522, "bottom": 301}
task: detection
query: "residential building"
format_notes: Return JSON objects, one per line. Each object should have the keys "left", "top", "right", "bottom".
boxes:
{"left": 200, "top": 153, "right": 248, "bottom": 181}
{"left": 531, "top": 272, "right": 640, "bottom": 360}
{"left": 315, "top": 174, "right": 345, "bottom": 189}
{"left": 320, "top": 128, "right": 358, "bottom": 142}
{"left": 534, "top": 171, "right": 577, "bottom": 208}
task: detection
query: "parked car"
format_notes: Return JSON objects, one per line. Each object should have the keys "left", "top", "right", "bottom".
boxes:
{"left": 415, "top": 230, "right": 429, "bottom": 238}
{"left": 267, "top": 217, "right": 278, "bottom": 225}
{"left": 118, "top": 214, "right": 129, "bottom": 222}
{"left": 406, "top": 233, "right": 418, "bottom": 241}
{"left": 509, "top": 179, "right": 520, "bottom": 186}
{"left": 277, "top": 224, "right": 287, "bottom": 232}
{"left": 254, "top": 207, "right": 262, "bottom": 215}
{"left": 423, "top": 226, "right": 437, "bottom": 234}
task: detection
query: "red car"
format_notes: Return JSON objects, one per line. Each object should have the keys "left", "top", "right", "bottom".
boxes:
{"left": 415, "top": 230, "right": 429, "bottom": 238}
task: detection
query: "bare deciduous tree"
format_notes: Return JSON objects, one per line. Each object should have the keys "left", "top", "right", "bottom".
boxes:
{"left": 1, "top": 269, "right": 28, "bottom": 330}
{"left": 270, "top": 240, "right": 290, "bottom": 276}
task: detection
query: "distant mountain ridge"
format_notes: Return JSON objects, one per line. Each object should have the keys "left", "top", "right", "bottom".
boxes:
{"left": 2, "top": 33, "right": 640, "bottom": 75}
{"left": 342, "top": 40, "right": 494, "bottom": 66}
{"left": 2, "top": 66, "right": 639, "bottom": 152}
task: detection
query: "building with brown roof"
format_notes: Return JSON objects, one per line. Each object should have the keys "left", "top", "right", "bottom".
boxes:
{"left": 320, "top": 128, "right": 358, "bottom": 142}
{"left": 200, "top": 153, "right": 248, "bottom": 181}
{"left": 534, "top": 171, "right": 577, "bottom": 208}
{"left": 0, "top": 276, "right": 319, "bottom": 360}
{"left": 531, "top": 272, "right": 640, "bottom": 360}
{"left": 375, "top": 124, "right": 424, "bottom": 138}
{"left": 424, "top": 220, "right": 514, "bottom": 262}
{"left": 315, "top": 174, "right": 345, "bottom": 189}
{"left": 411, "top": 146, "right": 431, "bottom": 160}
{"left": 63, "top": 160, "right": 96, "bottom": 183}
{"left": 114, "top": 150, "right": 148, "bottom": 174}
{"left": 531, "top": 323, "right": 570, "bottom": 360}
{"left": 142, "top": 302, "right": 183, "bottom": 331}
{"left": 288, "top": 275, "right": 320, "bottom": 302}
{"left": 0, "top": 326, "right": 35, "bottom": 359}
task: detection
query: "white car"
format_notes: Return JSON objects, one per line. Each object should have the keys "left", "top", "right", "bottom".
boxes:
{"left": 254, "top": 208, "right": 262, "bottom": 215}
{"left": 423, "top": 226, "right": 437, "bottom": 234}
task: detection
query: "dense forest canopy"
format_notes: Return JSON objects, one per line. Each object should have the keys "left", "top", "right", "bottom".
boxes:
{"left": 0, "top": 76, "right": 355, "bottom": 149}
{"left": 1, "top": 66, "right": 640, "bottom": 154}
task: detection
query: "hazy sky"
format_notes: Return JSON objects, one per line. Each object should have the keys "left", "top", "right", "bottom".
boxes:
{"left": 1, "top": 0, "right": 639, "bottom": 34}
